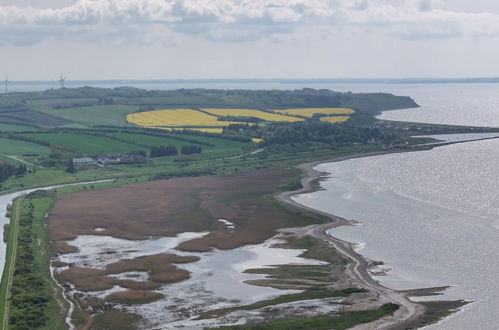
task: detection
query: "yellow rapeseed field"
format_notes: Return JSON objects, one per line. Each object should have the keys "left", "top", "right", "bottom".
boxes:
{"left": 127, "top": 109, "right": 242, "bottom": 127}
{"left": 202, "top": 108, "right": 303, "bottom": 122}
{"left": 274, "top": 108, "right": 354, "bottom": 117}
{"left": 319, "top": 116, "right": 351, "bottom": 124}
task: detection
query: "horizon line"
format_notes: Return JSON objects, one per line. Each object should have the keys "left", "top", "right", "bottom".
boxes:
{"left": 5, "top": 77, "right": 499, "bottom": 83}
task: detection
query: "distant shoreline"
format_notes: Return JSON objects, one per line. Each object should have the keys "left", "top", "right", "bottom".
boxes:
{"left": 6, "top": 78, "right": 499, "bottom": 94}
{"left": 7, "top": 77, "right": 499, "bottom": 84}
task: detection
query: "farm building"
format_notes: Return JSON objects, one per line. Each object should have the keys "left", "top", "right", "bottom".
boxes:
{"left": 96, "top": 153, "right": 145, "bottom": 165}
{"left": 73, "top": 157, "right": 94, "bottom": 165}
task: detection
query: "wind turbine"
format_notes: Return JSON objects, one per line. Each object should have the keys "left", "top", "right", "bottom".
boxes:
{"left": 59, "top": 74, "right": 67, "bottom": 89}
{"left": 4, "top": 74, "right": 8, "bottom": 94}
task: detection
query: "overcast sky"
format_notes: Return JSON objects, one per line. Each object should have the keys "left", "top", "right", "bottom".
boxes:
{"left": 1, "top": 0, "right": 499, "bottom": 80}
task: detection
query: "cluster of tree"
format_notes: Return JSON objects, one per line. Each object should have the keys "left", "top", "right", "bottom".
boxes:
{"left": 217, "top": 116, "right": 263, "bottom": 123}
{"left": 223, "top": 123, "right": 260, "bottom": 132}
{"left": 65, "top": 159, "right": 76, "bottom": 173}
{"left": 180, "top": 145, "right": 202, "bottom": 155}
{"left": 52, "top": 102, "right": 96, "bottom": 109}
{"left": 3, "top": 133, "right": 51, "bottom": 147}
{"left": 97, "top": 97, "right": 114, "bottom": 105}
{"left": 40, "top": 148, "right": 75, "bottom": 168}
{"left": 150, "top": 145, "right": 178, "bottom": 157}
{"left": 151, "top": 168, "right": 215, "bottom": 180}
{"left": 0, "top": 161, "right": 27, "bottom": 182}
{"left": 150, "top": 145, "right": 204, "bottom": 157}
{"left": 130, "top": 150, "right": 147, "bottom": 157}
{"left": 260, "top": 121, "right": 388, "bottom": 147}
{"left": 9, "top": 202, "right": 51, "bottom": 329}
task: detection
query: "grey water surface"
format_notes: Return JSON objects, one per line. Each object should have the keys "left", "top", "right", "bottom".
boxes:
{"left": 294, "top": 83, "right": 499, "bottom": 330}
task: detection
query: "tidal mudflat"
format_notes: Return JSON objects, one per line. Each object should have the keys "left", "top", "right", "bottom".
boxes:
{"left": 48, "top": 169, "right": 343, "bottom": 328}
{"left": 53, "top": 233, "right": 329, "bottom": 328}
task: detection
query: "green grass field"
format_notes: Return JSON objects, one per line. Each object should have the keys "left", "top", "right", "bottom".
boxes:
{"left": 25, "top": 98, "right": 99, "bottom": 107}
{"left": 37, "top": 105, "right": 140, "bottom": 127}
{"left": 25, "top": 133, "right": 142, "bottom": 154}
{"left": 0, "top": 199, "right": 20, "bottom": 329}
{"left": 177, "top": 134, "right": 251, "bottom": 150}
{"left": 28, "top": 196, "right": 68, "bottom": 330}
{"left": 109, "top": 132, "right": 206, "bottom": 149}
{"left": 1, "top": 169, "right": 78, "bottom": 191}
{"left": 0, "top": 138, "right": 51, "bottom": 156}
{"left": 0, "top": 123, "right": 38, "bottom": 132}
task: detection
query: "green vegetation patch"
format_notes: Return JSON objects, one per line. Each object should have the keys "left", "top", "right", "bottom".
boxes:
{"left": 37, "top": 105, "right": 139, "bottom": 127}
{"left": 0, "top": 123, "right": 38, "bottom": 132}
{"left": 0, "top": 138, "right": 51, "bottom": 156}
{"left": 6, "top": 196, "right": 68, "bottom": 330}
{"left": 200, "top": 288, "right": 363, "bottom": 320}
{"left": 0, "top": 110, "right": 72, "bottom": 128}
{"left": 174, "top": 133, "right": 250, "bottom": 152}
{"left": 24, "top": 133, "right": 142, "bottom": 154}
{"left": 110, "top": 132, "right": 207, "bottom": 149}
{"left": 212, "top": 303, "right": 399, "bottom": 330}
{"left": 1, "top": 169, "right": 77, "bottom": 192}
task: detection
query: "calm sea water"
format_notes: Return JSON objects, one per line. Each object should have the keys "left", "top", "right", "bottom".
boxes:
{"left": 294, "top": 83, "right": 499, "bottom": 330}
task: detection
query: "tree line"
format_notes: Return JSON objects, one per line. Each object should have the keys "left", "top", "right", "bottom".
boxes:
{"left": 9, "top": 199, "right": 52, "bottom": 329}
{"left": 150, "top": 145, "right": 202, "bottom": 158}
{"left": 0, "top": 161, "right": 27, "bottom": 182}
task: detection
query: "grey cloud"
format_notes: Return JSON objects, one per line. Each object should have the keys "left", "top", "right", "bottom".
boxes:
{"left": 1, "top": 0, "right": 499, "bottom": 46}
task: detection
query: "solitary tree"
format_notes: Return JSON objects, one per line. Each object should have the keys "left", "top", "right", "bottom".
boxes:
{"left": 65, "top": 159, "right": 76, "bottom": 173}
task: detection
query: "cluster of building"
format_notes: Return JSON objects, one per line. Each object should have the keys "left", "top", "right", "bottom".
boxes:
{"left": 73, "top": 153, "right": 145, "bottom": 166}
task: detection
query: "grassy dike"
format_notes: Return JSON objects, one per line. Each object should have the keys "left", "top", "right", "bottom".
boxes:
{"left": 0, "top": 194, "right": 68, "bottom": 330}
{"left": 0, "top": 198, "right": 21, "bottom": 330}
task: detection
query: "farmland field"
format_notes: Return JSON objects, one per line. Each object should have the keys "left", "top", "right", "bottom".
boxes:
{"left": 25, "top": 98, "right": 99, "bottom": 107}
{"left": 178, "top": 133, "right": 251, "bottom": 150}
{"left": 320, "top": 116, "right": 351, "bottom": 124}
{"left": 0, "top": 123, "right": 38, "bottom": 132}
{"left": 24, "top": 133, "right": 142, "bottom": 154}
{"left": 0, "top": 138, "right": 51, "bottom": 155}
{"left": 37, "top": 105, "right": 140, "bottom": 127}
{"left": 127, "top": 109, "right": 242, "bottom": 128}
{"left": 109, "top": 133, "right": 207, "bottom": 149}
{"left": 274, "top": 108, "right": 354, "bottom": 117}
{"left": 0, "top": 110, "right": 71, "bottom": 128}
{"left": 202, "top": 108, "right": 303, "bottom": 122}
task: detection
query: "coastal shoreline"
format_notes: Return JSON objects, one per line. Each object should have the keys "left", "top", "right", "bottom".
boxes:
{"left": 276, "top": 147, "right": 470, "bottom": 330}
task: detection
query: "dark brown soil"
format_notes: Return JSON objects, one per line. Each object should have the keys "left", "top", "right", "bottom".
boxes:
{"left": 53, "top": 241, "right": 79, "bottom": 254}
{"left": 58, "top": 253, "right": 198, "bottom": 291}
